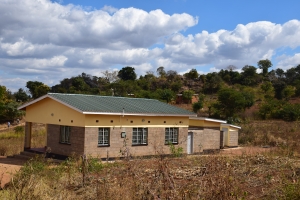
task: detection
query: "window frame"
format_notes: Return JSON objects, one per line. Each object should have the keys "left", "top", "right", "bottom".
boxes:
{"left": 60, "top": 126, "right": 71, "bottom": 144}
{"left": 132, "top": 127, "right": 148, "bottom": 146}
{"left": 98, "top": 128, "right": 110, "bottom": 147}
{"left": 165, "top": 127, "right": 179, "bottom": 144}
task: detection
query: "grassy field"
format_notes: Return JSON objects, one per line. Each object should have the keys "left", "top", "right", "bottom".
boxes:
{"left": 0, "top": 121, "right": 299, "bottom": 199}
{"left": 0, "top": 124, "right": 46, "bottom": 156}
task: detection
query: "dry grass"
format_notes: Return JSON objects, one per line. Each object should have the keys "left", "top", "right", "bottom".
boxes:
{"left": 0, "top": 150, "right": 299, "bottom": 200}
{"left": 1, "top": 121, "right": 300, "bottom": 199}
{"left": 0, "top": 123, "right": 46, "bottom": 156}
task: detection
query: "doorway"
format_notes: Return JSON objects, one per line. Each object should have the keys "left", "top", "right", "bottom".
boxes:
{"left": 187, "top": 132, "right": 193, "bottom": 154}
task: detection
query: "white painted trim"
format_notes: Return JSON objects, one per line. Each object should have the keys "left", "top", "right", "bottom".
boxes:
{"left": 189, "top": 117, "right": 227, "bottom": 123}
{"left": 221, "top": 124, "right": 241, "bottom": 129}
{"left": 18, "top": 94, "right": 49, "bottom": 110}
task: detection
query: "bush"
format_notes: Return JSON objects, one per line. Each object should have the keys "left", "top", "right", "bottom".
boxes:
{"left": 14, "top": 126, "right": 24, "bottom": 134}
{"left": 168, "top": 142, "right": 183, "bottom": 157}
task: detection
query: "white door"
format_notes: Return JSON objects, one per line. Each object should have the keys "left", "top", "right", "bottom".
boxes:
{"left": 187, "top": 132, "right": 193, "bottom": 154}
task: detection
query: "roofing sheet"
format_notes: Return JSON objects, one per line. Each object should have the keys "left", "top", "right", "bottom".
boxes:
{"left": 48, "top": 93, "right": 196, "bottom": 116}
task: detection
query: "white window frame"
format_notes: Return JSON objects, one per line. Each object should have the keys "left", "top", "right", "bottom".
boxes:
{"left": 60, "top": 126, "right": 70, "bottom": 144}
{"left": 165, "top": 127, "right": 178, "bottom": 144}
{"left": 98, "top": 128, "right": 110, "bottom": 146}
{"left": 132, "top": 128, "right": 148, "bottom": 145}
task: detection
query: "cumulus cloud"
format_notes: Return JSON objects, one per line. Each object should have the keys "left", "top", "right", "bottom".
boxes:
{"left": 0, "top": 0, "right": 197, "bottom": 49}
{"left": 162, "top": 20, "right": 300, "bottom": 69}
{"left": 1, "top": 0, "right": 300, "bottom": 92}
{"left": 276, "top": 53, "right": 300, "bottom": 70}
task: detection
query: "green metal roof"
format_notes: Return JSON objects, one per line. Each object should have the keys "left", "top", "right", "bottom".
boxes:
{"left": 46, "top": 93, "right": 196, "bottom": 116}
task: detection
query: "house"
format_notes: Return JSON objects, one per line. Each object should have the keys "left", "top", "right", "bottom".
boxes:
{"left": 188, "top": 117, "right": 227, "bottom": 153}
{"left": 220, "top": 124, "right": 241, "bottom": 148}
{"left": 18, "top": 93, "right": 239, "bottom": 158}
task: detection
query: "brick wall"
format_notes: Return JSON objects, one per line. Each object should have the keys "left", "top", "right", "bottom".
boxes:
{"left": 47, "top": 124, "right": 85, "bottom": 156}
{"left": 189, "top": 127, "right": 221, "bottom": 153}
{"left": 84, "top": 127, "right": 188, "bottom": 158}
{"left": 228, "top": 131, "right": 238, "bottom": 147}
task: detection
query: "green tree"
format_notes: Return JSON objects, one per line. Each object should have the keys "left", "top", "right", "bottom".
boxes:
{"left": 258, "top": 59, "right": 272, "bottom": 77}
{"left": 213, "top": 88, "right": 254, "bottom": 118}
{"left": 14, "top": 88, "right": 30, "bottom": 102}
{"left": 159, "top": 89, "right": 175, "bottom": 103}
{"left": 184, "top": 69, "right": 199, "bottom": 80}
{"left": 26, "top": 81, "right": 50, "bottom": 99}
{"left": 156, "top": 66, "right": 166, "bottom": 78}
{"left": 182, "top": 90, "right": 194, "bottom": 104}
{"left": 275, "top": 68, "right": 285, "bottom": 78}
{"left": 118, "top": 66, "right": 137, "bottom": 81}
{"left": 192, "top": 94, "right": 205, "bottom": 113}
{"left": 282, "top": 85, "right": 295, "bottom": 100}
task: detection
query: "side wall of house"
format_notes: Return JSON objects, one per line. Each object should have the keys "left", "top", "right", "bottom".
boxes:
{"left": 84, "top": 127, "right": 188, "bottom": 158}
{"left": 228, "top": 131, "right": 238, "bottom": 147}
{"left": 189, "top": 127, "right": 221, "bottom": 153}
{"left": 47, "top": 124, "right": 85, "bottom": 156}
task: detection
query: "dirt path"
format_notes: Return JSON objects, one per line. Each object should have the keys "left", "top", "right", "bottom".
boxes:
{"left": 0, "top": 122, "right": 25, "bottom": 134}
{"left": 0, "top": 156, "right": 27, "bottom": 189}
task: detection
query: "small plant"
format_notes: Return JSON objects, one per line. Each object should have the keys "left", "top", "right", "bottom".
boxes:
{"left": 14, "top": 126, "right": 24, "bottom": 134}
{"left": 168, "top": 142, "right": 183, "bottom": 157}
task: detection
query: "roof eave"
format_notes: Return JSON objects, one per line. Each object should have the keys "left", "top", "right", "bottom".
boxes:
{"left": 221, "top": 124, "right": 241, "bottom": 129}
{"left": 189, "top": 116, "right": 227, "bottom": 124}
{"left": 18, "top": 94, "right": 49, "bottom": 110}
{"left": 83, "top": 111, "right": 196, "bottom": 117}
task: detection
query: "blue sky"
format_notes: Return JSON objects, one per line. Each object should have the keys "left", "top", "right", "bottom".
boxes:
{"left": 1, "top": 0, "right": 300, "bottom": 92}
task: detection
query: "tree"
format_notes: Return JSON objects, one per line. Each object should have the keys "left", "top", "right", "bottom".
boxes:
{"left": 184, "top": 69, "right": 199, "bottom": 80}
{"left": 275, "top": 68, "right": 285, "bottom": 79}
{"left": 182, "top": 90, "right": 194, "bottom": 104}
{"left": 213, "top": 88, "right": 254, "bottom": 118}
{"left": 156, "top": 66, "right": 166, "bottom": 78}
{"left": 102, "top": 70, "right": 119, "bottom": 83}
{"left": 166, "top": 70, "right": 178, "bottom": 81}
{"left": 159, "top": 89, "right": 175, "bottom": 103}
{"left": 14, "top": 88, "right": 30, "bottom": 102}
{"left": 258, "top": 59, "right": 272, "bottom": 77}
{"left": 26, "top": 81, "right": 50, "bottom": 99}
{"left": 192, "top": 94, "right": 205, "bottom": 113}
{"left": 118, "top": 66, "right": 137, "bottom": 81}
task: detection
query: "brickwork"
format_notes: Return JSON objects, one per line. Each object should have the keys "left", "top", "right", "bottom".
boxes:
{"left": 84, "top": 127, "right": 188, "bottom": 158}
{"left": 191, "top": 129, "right": 204, "bottom": 153}
{"left": 188, "top": 127, "right": 221, "bottom": 152}
{"left": 47, "top": 124, "right": 85, "bottom": 156}
{"left": 201, "top": 128, "right": 220, "bottom": 150}
{"left": 228, "top": 131, "right": 238, "bottom": 147}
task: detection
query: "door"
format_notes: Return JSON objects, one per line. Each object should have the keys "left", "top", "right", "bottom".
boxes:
{"left": 187, "top": 132, "right": 193, "bottom": 154}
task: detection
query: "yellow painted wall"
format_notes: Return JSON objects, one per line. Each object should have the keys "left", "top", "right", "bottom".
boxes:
{"left": 85, "top": 115, "right": 189, "bottom": 128}
{"left": 189, "top": 119, "right": 221, "bottom": 128}
{"left": 25, "top": 97, "right": 85, "bottom": 126}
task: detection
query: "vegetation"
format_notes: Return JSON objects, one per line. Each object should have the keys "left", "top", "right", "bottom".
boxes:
{"left": 0, "top": 120, "right": 300, "bottom": 199}
{"left": 2, "top": 60, "right": 300, "bottom": 123}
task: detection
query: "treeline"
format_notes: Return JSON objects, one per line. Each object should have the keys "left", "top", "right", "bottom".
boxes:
{"left": 2, "top": 59, "right": 300, "bottom": 122}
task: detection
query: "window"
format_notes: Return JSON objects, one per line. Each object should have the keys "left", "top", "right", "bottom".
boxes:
{"left": 60, "top": 126, "right": 70, "bottom": 144}
{"left": 132, "top": 128, "right": 148, "bottom": 145}
{"left": 165, "top": 128, "right": 178, "bottom": 144}
{"left": 98, "top": 128, "right": 110, "bottom": 146}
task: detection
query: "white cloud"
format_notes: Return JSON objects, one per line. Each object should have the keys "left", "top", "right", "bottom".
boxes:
{"left": 1, "top": 0, "right": 300, "bottom": 92}
{"left": 276, "top": 53, "right": 300, "bottom": 70}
